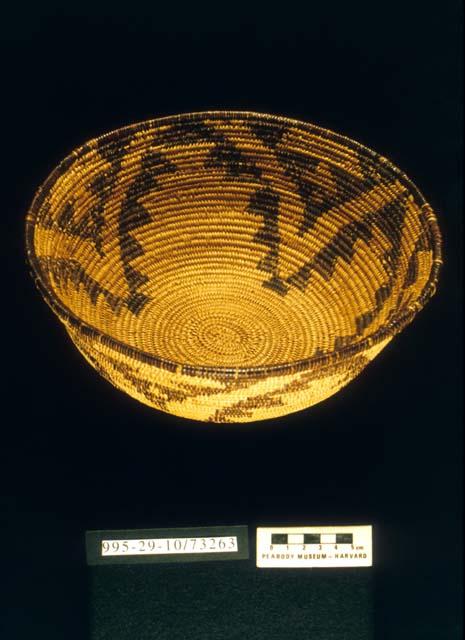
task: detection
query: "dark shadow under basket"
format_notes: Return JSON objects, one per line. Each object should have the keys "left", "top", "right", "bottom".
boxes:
{"left": 25, "top": 111, "right": 442, "bottom": 422}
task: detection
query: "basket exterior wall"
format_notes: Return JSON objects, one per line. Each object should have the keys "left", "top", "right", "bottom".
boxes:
{"left": 67, "top": 325, "right": 392, "bottom": 422}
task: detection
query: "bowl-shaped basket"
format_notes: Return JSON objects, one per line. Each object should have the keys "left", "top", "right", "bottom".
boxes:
{"left": 25, "top": 111, "right": 442, "bottom": 423}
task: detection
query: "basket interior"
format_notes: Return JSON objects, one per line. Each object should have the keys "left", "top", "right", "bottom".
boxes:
{"left": 29, "top": 113, "right": 436, "bottom": 368}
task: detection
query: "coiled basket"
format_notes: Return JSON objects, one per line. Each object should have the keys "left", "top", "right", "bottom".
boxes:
{"left": 25, "top": 111, "right": 442, "bottom": 423}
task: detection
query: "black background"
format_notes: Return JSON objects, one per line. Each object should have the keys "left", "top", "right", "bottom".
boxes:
{"left": 1, "top": 1, "right": 462, "bottom": 638}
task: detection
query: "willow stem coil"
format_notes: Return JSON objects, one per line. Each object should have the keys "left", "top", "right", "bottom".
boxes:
{"left": 25, "top": 111, "right": 442, "bottom": 423}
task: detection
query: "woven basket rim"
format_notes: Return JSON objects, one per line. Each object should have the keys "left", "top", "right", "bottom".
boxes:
{"left": 25, "top": 110, "right": 443, "bottom": 378}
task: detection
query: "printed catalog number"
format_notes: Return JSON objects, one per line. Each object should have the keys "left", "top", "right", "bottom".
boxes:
{"left": 101, "top": 536, "right": 238, "bottom": 556}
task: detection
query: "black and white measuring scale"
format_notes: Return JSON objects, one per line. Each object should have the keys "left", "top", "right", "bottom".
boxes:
{"left": 256, "top": 525, "right": 373, "bottom": 568}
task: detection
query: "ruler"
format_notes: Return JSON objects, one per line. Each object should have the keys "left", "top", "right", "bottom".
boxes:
{"left": 256, "top": 525, "right": 372, "bottom": 568}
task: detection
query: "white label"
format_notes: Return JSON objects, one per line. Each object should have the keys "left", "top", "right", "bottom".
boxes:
{"left": 256, "top": 526, "right": 372, "bottom": 568}
{"left": 101, "top": 536, "right": 238, "bottom": 556}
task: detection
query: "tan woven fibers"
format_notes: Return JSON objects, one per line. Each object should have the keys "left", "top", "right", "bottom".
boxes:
{"left": 25, "top": 111, "right": 442, "bottom": 422}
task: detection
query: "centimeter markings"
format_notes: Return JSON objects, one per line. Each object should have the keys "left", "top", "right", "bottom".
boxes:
{"left": 271, "top": 533, "right": 353, "bottom": 545}
{"left": 257, "top": 526, "right": 373, "bottom": 568}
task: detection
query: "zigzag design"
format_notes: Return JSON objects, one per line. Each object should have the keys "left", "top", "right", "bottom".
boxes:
{"left": 41, "top": 140, "right": 123, "bottom": 256}
{"left": 163, "top": 117, "right": 263, "bottom": 182}
{"left": 118, "top": 148, "right": 177, "bottom": 315}
{"left": 353, "top": 192, "right": 410, "bottom": 335}
{"left": 274, "top": 147, "right": 348, "bottom": 237}
{"left": 286, "top": 190, "right": 409, "bottom": 292}
{"left": 246, "top": 185, "right": 288, "bottom": 295}
{"left": 402, "top": 209, "right": 433, "bottom": 290}
{"left": 38, "top": 257, "right": 125, "bottom": 313}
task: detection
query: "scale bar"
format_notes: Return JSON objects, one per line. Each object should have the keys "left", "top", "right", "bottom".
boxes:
{"left": 271, "top": 533, "right": 354, "bottom": 545}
